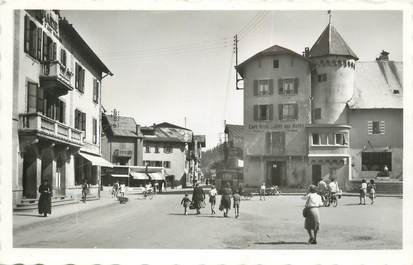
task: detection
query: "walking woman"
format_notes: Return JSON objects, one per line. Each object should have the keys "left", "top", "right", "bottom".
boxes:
{"left": 192, "top": 182, "right": 205, "bottom": 214}
{"left": 209, "top": 185, "right": 217, "bottom": 214}
{"left": 38, "top": 179, "right": 52, "bottom": 217}
{"left": 220, "top": 182, "right": 232, "bottom": 217}
{"left": 303, "top": 185, "right": 323, "bottom": 244}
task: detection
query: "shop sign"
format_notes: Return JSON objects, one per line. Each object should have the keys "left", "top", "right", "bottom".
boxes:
{"left": 248, "top": 123, "right": 305, "bottom": 130}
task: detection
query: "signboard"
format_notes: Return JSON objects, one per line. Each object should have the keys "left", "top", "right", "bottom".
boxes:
{"left": 248, "top": 123, "right": 305, "bottom": 130}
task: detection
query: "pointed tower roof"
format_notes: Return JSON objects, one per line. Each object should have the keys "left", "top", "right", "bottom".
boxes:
{"left": 310, "top": 23, "right": 358, "bottom": 60}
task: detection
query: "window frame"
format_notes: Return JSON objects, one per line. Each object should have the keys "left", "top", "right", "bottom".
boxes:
{"left": 273, "top": 59, "right": 279, "bottom": 68}
{"left": 279, "top": 103, "right": 298, "bottom": 121}
{"left": 154, "top": 146, "right": 160, "bottom": 153}
{"left": 145, "top": 146, "right": 150, "bottom": 153}
{"left": 312, "top": 133, "right": 320, "bottom": 145}
{"left": 278, "top": 78, "right": 299, "bottom": 95}
{"left": 92, "top": 118, "right": 97, "bottom": 144}
{"left": 314, "top": 108, "right": 322, "bottom": 120}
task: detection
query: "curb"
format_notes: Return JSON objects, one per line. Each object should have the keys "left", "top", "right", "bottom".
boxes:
{"left": 13, "top": 199, "right": 119, "bottom": 232}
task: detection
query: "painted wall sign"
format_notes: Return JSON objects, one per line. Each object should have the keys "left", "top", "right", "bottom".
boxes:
{"left": 248, "top": 123, "right": 305, "bottom": 130}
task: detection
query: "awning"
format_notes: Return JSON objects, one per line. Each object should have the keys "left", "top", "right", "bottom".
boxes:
{"left": 148, "top": 172, "right": 165, "bottom": 180}
{"left": 129, "top": 171, "right": 150, "bottom": 180}
{"left": 111, "top": 174, "right": 129, "bottom": 178}
{"left": 78, "top": 152, "right": 113, "bottom": 168}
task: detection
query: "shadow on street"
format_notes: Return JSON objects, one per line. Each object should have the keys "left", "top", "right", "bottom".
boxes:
{"left": 255, "top": 241, "right": 308, "bottom": 245}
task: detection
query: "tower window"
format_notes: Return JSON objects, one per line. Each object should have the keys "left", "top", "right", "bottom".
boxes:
{"left": 318, "top": 74, "right": 327, "bottom": 82}
{"left": 314, "top": 108, "right": 321, "bottom": 120}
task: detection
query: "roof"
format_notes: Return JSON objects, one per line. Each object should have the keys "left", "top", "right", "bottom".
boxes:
{"left": 59, "top": 18, "right": 113, "bottom": 76}
{"left": 310, "top": 23, "right": 358, "bottom": 60}
{"left": 347, "top": 61, "right": 402, "bottom": 109}
{"left": 154, "top": 122, "right": 190, "bottom": 131}
{"left": 225, "top": 124, "right": 244, "bottom": 139}
{"left": 142, "top": 123, "right": 193, "bottom": 143}
{"left": 105, "top": 115, "right": 142, "bottom": 137}
{"left": 236, "top": 45, "right": 310, "bottom": 78}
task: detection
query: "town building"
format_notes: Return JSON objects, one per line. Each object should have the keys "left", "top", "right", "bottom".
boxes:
{"left": 236, "top": 21, "right": 402, "bottom": 191}
{"left": 100, "top": 113, "right": 144, "bottom": 185}
{"left": 12, "top": 10, "right": 113, "bottom": 208}
{"left": 141, "top": 122, "right": 206, "bottom": 187}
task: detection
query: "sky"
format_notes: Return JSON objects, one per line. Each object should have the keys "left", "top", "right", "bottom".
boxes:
{"left": 60, "top": 10, "right": 402, "bottom": 149}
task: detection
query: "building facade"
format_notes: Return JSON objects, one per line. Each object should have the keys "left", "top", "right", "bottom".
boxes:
{"left": 141, "top": 122, "right": 205, "bottom": 187}
{"left": 101, "top": 114, "right": 144, "bottom": 185}
{"left": 237, "top": 22, "right": 402, "bottom": 191}
{"left": 12, "top": 10, "right": 112, "bottom": 207}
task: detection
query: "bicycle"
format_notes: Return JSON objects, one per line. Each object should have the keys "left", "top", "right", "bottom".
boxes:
{"left": 323, "top": 192, "right": 338, "bottom": 207}
{"left": 241, "top": 191, "right": 253, "bottom": 200}
{"left": 143, "top": 189, "right": 154, "bottom": 200}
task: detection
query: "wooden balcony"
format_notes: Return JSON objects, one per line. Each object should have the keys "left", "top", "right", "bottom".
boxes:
{"left": 113, "top": 149, "right": 133, "bottom": 157}
{"left": 19, "top": 113, "right": 83, "bottom": 147}
{"left": 40, "top": 61, "right": 74, "bottom": 96}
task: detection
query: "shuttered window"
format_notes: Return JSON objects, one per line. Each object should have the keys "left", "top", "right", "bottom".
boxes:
{"left": 75, "top": 63, "right": 85, "bottom": 92}
{"left": 278, "top": 103, "right": 298, "bottom": 120}
{"left": 36, "top": 28, "right": 42, "bottom": 60}
{"left": 75, "top": 109, "right": 86, "bottom": 132}
{"left": 24, "top": 16, "right": 38, "bottom": 58}
{"left": 60, "top": 49, "right": 67, "bottom": 67}
{"left": 368, "top": 120, "right": 385, "bottom": 135}
{"left": 253, "top": 104, "right": 273, "bottom": 121}
{"left": 253, "top": 79, "right": 273, "bottom": 96}
{"left": 27, "top": 82, "right": 38, "bottom": 113}
{"left": 278, "top": 78, "right": 299, "bottom": 95}
{"left": 265, "top": 131, "right": 285, "bottom": 154}
{"left": 93, "top": 79, "right": 99, "bottom": 103}
{"left": 93, "top": 118, "right": 97, "bottom": 144}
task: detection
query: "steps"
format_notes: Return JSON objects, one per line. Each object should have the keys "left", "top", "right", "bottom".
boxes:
{"left": 14, "top": 196, "right": 78, "bottom": 211}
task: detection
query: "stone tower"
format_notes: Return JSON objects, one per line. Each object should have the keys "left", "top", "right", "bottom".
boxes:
{"left": 309, "top": 22, "right": 359, "bottom": 124}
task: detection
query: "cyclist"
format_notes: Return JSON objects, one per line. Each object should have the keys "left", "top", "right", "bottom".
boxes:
{"left": 328, "top": 177, "right": 340, "bottom": 201}
{"left": 317, "top": 179, "right": 329, "bottom": 202}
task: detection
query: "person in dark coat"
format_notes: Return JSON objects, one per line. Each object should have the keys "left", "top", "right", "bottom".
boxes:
{"left": 220, "top": 182, "right": 232, "bottom": 217}
{"left": 38, "top": 179, "right": 52, "bottom": 217}
{"left": 191, "top": 182, "right": 205, "bottom": 214}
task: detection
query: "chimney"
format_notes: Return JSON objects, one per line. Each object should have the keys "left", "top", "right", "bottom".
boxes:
{"left": 376, "top": 50, "right": 389, "bottom": 61}
{"left": 303, "top": 47, "right": 310, "bottom": 58}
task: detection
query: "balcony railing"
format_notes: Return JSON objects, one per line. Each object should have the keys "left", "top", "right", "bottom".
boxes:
{"left": 40, "top": 61, "right": 74, "bottom": 94}
{"left": 113, "top": 149, "right": 133, "bottom": 157}
{"left": 19, "top": 113, "right": 83, "bottom": 146}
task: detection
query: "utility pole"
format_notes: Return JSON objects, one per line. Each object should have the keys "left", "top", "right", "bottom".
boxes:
{"left": 234, "top": 34, "right": 243, "bottom": 90}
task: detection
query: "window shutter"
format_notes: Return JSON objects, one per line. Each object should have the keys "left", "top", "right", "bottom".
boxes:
{"left": 269, "top": 79, "right": 274, "bottom": 95}
{"left": 61, "top": 101, "right": 65, "bottom": 123}
{"left": 24, "top": 15, "right": 30, "bottom": 53}
{"left": 268, "top": 104, "right": 273, "bottom": 120}
{"left": 380, "top": 121, "right": 385, "bottom": 135}
{"left": 82, "top": 112, "right": 86, "bottom": 131}
{"left": 294, "top": 78, "right": 299, "bottom": 94}
{"left": 52, "top": 42, "right": 56, "bottom": 61}
{"left": 278, "top": 104, "right": 283, "bottom": 120}
{"left": 81, "top": 68, "right": 85, "bottom": 92}
{"left": 37, "top": 28, "right": 42, "bottom": 60}
{"left": 265, "top": 132, "right": 271, "bottom": 154}
{"left": 42, "top": 32, "right": 47, "bottom": 61}
{"left": 367, "top": 121, "right": 373, "bottom": 135}
{"left": 253, "top": 80, "right": 258, "bottom": 96}
{"left": 253, "top": 105, "right": 258, "bottom": 121}
{"left": 27, "top": 83, "right": 37, "bottom": 112}
{"left": 37, "top": 87, "right": 44, "bottom": 113}
{"left": 293, "top": 104, "right": 298, "bottom": 119}
{"left": 56, "top": 100, "right": 61, "bottom": 122}
{"left": 278, "top": 79, "right": 283, "bottom": 94}
{"left": 75, "top": 64, "right": 79, "bottom": 90}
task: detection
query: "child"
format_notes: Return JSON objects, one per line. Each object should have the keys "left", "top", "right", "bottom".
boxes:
{"left": 368, "top": 179, "right": 376, "bottom": 204}
{"left": 233, "top": 190, "right": 241, "bottom": 218}
{"left": 359, "top": 179, "right": 367, "bottom": 205}
{"left": 181, "top": 194, "right": 191, "bottom": 216}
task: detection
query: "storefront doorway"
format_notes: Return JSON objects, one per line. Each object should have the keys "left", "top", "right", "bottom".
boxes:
{"left": 55, "top": 154, "right": 66, "bottom": 196}
{"left": 267, "top": 161, "right": 286, "bottom": 186}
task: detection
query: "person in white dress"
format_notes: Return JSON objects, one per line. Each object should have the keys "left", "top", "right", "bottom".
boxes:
{"left": 303, "top": 185, "right": 324, "bottom": 244}
{"left": 209, "top": 185, "right": 217, "bottom": 214}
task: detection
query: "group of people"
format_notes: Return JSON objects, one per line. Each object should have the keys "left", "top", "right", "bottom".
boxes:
{"left": 181, "top": 182, "right": 241, "bottom": 218}
{"left": 359, "top": 179, "right": 376, "bottom": 205}
{"left": 111, "top": 181, "right": 126, "bottom": 198}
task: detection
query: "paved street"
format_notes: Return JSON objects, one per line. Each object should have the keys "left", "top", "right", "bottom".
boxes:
{"left": 13, "top": 194, "right": 402, "bottom": 249}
